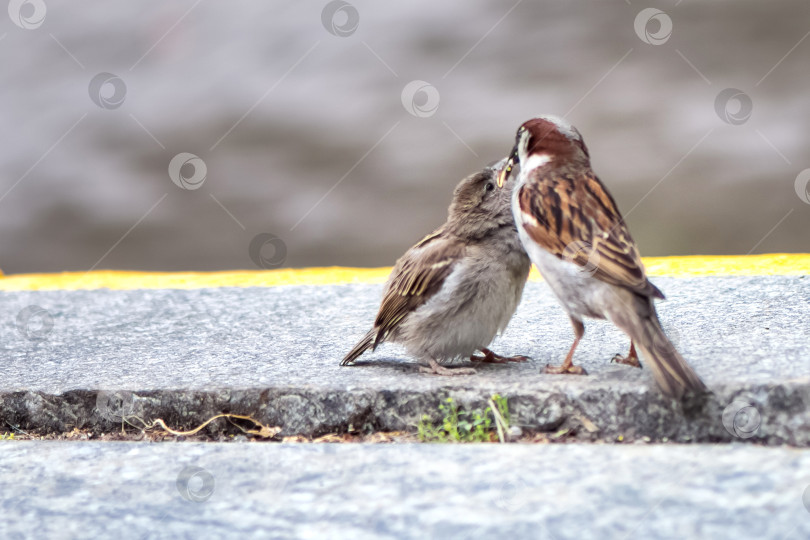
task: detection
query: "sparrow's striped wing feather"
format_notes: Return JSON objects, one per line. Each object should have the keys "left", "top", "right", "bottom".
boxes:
{"left": 373, "top": 231, "right": 464, "bottom": 348}
{"left": 518, "top": 168, "right": 662, "bottom": 298}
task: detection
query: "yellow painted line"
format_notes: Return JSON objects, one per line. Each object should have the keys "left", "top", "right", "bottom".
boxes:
{"left": 0, "top": 254, "right": 807, "bottom": 291}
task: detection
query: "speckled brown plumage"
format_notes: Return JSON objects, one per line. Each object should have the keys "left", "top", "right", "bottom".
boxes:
{"left": 502, "top": 115, "right": 706, "bottom": 399}
{"left": 517, "top": 165, "right": 662, "bottom": 299}
{"left": 371, "top": 232, "right": 464, "bottom": 349}
{"left": 341, "top": 160, "right": 531, "bottom": 374}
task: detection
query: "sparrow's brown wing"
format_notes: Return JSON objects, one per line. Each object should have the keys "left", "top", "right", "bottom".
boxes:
{"left": 518, "top": 166, "right": 663, "bottom": 298}
{"left": 372, "top": 230, "right": 465, "bottom": 348}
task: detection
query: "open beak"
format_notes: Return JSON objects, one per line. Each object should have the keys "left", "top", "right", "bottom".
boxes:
{"left": 497, "top": 146, "right": 518, "bottom": 188}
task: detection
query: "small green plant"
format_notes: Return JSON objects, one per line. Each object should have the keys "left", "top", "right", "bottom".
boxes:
{"left": 491, "top": 393, "right": 510, "bottom": 427}
{"left": 417, "top": 394, "right": 511, "bottom": 443}
{"left": 0, "top": 432, "right": 15, "bottom": 441}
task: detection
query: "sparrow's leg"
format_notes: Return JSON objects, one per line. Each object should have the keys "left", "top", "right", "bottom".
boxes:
{"left": 611, "top": 341, "right": 642, "bottom": 368}
{"left": 544, "top": 318, "right": 588, "bottom": 375}
{"left": 419, "top": 357, "right": 477, "bottom": 376}
{"left": 470, "top": 348, "right": 530, "bottom": 364}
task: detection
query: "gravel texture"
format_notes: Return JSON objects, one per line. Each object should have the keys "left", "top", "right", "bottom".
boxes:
{"left": 0, "top": 441, "right": 809, "bottom": 539}
{"left": 1, "top": 276, "right": 808, "bottom": 443}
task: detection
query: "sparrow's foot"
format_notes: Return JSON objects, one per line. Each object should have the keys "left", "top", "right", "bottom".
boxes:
{"left": 543, "top": 363, "right": 588, "bottom": 375}
{"left": 544, "top": 320, "right": 588, "bottom": 375}
{"left": 610, "top": 353, "right": 642, "bottom": 368}
{"left": 419, "top": 358, "right": 477, "bottom": 376}
{"left": 610, "top": 341, "right": 642, "bottom": 369}
{"left": 470, "top": 348, "right": 530, "bottom": 364}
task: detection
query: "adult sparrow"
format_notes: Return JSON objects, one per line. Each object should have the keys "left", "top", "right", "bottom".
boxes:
{"left": 497, "top": 115, "right": 706, "bottom": 399}
{"left": 342, "top": 159, "right": 532, "bottom": 375}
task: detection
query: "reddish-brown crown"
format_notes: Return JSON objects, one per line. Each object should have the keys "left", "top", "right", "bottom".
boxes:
{"left": 520, "top": 116, "right": 590, "bottom": 160}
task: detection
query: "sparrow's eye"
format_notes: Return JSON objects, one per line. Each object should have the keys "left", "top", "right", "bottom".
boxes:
{"left": 485, "top": 181, "right": 495, "bottom": 192}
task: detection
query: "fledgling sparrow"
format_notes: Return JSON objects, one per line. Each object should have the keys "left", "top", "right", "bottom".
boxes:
{"left": 497, "top": 115, "right": 706, "bottom": 399}
{"left": 341, "top": 159, "right": 532, "bottom": 375}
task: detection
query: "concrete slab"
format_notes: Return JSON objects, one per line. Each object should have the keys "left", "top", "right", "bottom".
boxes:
{"left": 1, "top": 276, "right": 809, "bottom": 443}
{"left": 1, "top": 441, "right": 808, "bottom": 539}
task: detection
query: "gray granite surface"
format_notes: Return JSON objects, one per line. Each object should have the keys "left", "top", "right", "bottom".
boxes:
{"left": 1, "top": 441, "right": 808, "bottom": 539}
{"left": 1, "top": 276, "right": 808, "bottom": 442}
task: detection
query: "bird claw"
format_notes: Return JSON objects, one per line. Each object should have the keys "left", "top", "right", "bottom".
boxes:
{"left": 610, "top": 353, "right": 642, "bottom": 369}
{"left": 471, "top": 350, "right": 530, "bottom": 364}
{"left": 419, "top": 365, "right": 477, "bottom": 376}
{"left": 543, "top": 364, "right": 588, "bottom": 375}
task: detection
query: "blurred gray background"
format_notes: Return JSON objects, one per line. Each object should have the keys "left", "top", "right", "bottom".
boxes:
{"left": 1, "top": 0, "right": 808, "bottom": 273}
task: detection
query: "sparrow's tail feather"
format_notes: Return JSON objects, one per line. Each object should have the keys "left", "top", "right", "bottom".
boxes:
{"left": 341, "top": 329, "right": 376, "bottom": 366}
{"left": 632, "top": 317, "right": 707, "bottom": 400}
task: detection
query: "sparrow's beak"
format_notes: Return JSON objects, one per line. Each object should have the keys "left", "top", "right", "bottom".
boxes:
{"left": 497, "top": 146, "right": 518, "bottom": 188}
